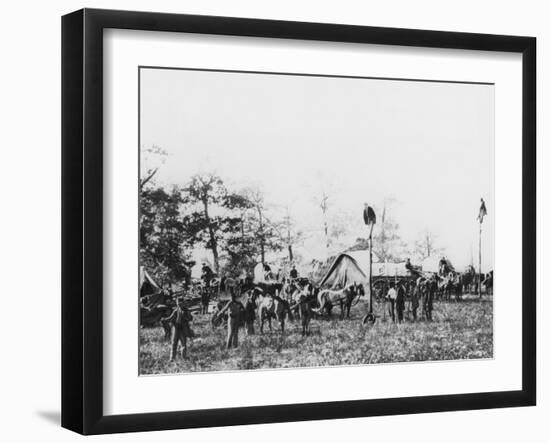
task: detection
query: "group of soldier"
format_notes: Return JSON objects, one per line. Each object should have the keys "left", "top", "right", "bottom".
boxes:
{"left": 161, "top": 261, "right": 438, "bottom": 361}
{"left": 384, "top": 278, "right": 436, "bottom": 324}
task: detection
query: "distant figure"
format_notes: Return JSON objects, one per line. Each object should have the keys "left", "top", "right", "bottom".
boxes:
{"left": 410, "top": 282, "right": 420, "bottom": 321}
{"left": 387, "top": 282, "right": 397, "bottom": 322}
{"left": 422, "top": 279, "right": 435, "bottom": 321}
{"left": 289, "top": 265, "right": 299, "bottom": 280}
{"left": 201, "top": 263, "right": 214, "bottom": 286}
{"left": 162, "top": 297, "right": 194, "bottom": 360}
{"left": 200, "top": 286, "right": 210, "bottom": 315}
{"left": 243, "top": 292, "right": 257, "bottom": 335}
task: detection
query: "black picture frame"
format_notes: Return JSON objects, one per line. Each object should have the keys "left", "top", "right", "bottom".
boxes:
{"left": 62, "top": 8, "right": 536, "bottom": 435}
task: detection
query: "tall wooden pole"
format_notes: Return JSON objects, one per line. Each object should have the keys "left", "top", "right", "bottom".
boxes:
{"left": 369, "top": 229, "right": 373, "bottom": 314}
{"left": 478, "top": 220, "right": 482, "bottom": 299}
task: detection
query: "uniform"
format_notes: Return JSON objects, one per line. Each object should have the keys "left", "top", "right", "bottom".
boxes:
{"left": 243, "top": 295, "right": 256, "bottom": 335}
{"left": 422, "top": 281, "right": 435, "bottom": 321}
{"left": 225, "top": 299, "right": 245, "bottom": 349}
{"left": 387, "top": 287, "right": 397, "bottom": 322}
{"left": 200, "top": 287, "right": 210, "bottom": 315}
{"left": 396, "top": 285, "right": 405, "bottom": 323}
{"left": 163, "top": 305, "right": 193, "bottom": 360}
{"left": 410, "top": 285, "right": 420, "bottom": 321}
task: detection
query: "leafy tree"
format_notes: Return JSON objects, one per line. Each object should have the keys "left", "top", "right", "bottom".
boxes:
{"left": 140, "top": 186, "right": 190, "bottom": 288}
{"left": 182, "top": 174, "right": 252, "bottom": 273}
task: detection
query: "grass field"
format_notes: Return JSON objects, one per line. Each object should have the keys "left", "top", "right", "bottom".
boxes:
{"left": 139, "top": 297, "right": 493, "bottom": 375}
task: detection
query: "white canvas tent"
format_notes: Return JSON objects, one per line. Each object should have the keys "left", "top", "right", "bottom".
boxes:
{"left": 372, "top": 261, "right": 410, "bottom": 278}
{"left": 139, "top": 266, "right": 161, "bottom": 297}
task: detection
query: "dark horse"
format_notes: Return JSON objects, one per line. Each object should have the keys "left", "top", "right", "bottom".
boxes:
{"left": 461, "top": 265, "right": 477, "bottom": 294}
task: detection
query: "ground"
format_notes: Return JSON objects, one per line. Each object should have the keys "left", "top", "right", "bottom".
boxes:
{"left": 139, "top": 297, "right": 493, "bottom": 375}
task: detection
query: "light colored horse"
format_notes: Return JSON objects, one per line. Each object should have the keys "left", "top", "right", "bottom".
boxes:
{"left": 315, "top": 283, "right": 364, "bottom": 319}
{"left": 255, "top": 288, "right": 291, "bottom": 333}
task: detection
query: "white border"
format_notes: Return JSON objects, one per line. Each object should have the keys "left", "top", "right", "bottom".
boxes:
{"left": 103, "top": 29, "right": 522, "bottom": 415}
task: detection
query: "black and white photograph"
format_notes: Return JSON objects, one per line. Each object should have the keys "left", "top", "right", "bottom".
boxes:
{"left": 139, "top": 67, "right": 495, "bottom": 375}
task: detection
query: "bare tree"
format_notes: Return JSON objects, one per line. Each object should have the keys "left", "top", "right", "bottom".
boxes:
{"left": 279, "top": 207, "right": 303, "bottom": 262}
{"left": 373, "top": 198, "right": 405, "bottom": 262}
{"left": 319, "top": 192, "right": 330, "bottom": 251}
{"left": 413, "top": 230, "right": 444, "bottom": 261}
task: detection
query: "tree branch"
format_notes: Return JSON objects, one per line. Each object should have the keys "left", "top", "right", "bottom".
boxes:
{"left": 140, "top": 168, "right": 158, "bottom": 188}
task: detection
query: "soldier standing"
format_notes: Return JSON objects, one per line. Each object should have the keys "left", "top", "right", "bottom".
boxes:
{"left": 387, "top": 283, "right": 397, "bottom": 322}
{"left": 410, "top": 282, "right": 420, "bottom": 321}
{"left": 200, "top": 285, "right": 210, "bottom": 315}
{"left": 162, "top": 297, "right": 194, "bottom": 360}
{"left": 218, "top": 290, "right": 245, "bottom": 349}
{"left": 243, "top": 291, "right": 257, "bottom": 335}
{"left": 395, "top": 282, "right": 405, "bottom": 323}
{"left": 422, "top": 279, "right": 435, "bottom": 321}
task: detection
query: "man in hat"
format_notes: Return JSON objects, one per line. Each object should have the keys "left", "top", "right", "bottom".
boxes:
{"left": 226, "top": 290, "right": 245, "bottom": 348}
{"left": 395, "top": 281, "right": 405, "bottom": 323}
{"left": 422, "top": 278, "right": 435, "bottom": 321}
{"left": 289, "top": 265, "right": 299, "bottom": 280}
{"left": 201, "top": 262, "right": 214, "bottom": 286}
{"left": 410, "top": 281, "right": 420, "bottom": 321}
{"left": 387, "top": 282, "right": 397, "bottom": 322}
{"left": 162, "top": 297, "right": 194, "bottom": 360}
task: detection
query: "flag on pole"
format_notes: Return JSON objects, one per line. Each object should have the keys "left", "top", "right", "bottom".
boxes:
{"left": 477, "top": 198, "right": 487, "bottom": 223}
{"left": 363, "top": 203, "right": 376, "bottom": 226}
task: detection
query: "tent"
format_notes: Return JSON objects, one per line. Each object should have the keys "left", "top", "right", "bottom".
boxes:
{"left": 139, "top": 266, "right": 161, "bottom": 297}
{"left": 253, "top": 262, "right": 266, "bottom": 284}
{"left": 318, "top": 251, "right": 372, "bottom": 290}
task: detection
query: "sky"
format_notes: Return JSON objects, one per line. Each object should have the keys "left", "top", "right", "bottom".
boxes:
{"left": 140, "top": 67, "right": 494, "bottom": 271}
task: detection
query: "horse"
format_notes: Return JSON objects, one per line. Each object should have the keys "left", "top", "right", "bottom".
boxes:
{"left": 140, "top": 292, "right": 173, "bottom": 340}
{"left": 290, "top": 284, "right": 316, "bottom": 336}
{"left": 315, "top": 283, "right": 364, "bottom": 319}
{"left": 254, "top": 287, "right": 292, "bottom": 333}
